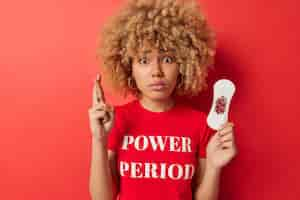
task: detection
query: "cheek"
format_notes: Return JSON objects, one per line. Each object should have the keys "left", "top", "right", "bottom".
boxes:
{"left": 132, "top": 68, "right": 149, "bottom": 86}
{"left": 166, "top": 66, "right": 180, "bottom": 82}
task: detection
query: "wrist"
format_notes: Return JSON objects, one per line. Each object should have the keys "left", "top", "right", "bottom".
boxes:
{"left": 205, "top": 163, "right": 222, "bottom": 174}
{"left": 92, "top": 134, "right": 108, "bottom": 144}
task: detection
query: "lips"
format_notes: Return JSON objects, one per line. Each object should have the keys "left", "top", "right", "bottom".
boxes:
{"left": 149, "top": 81, "right": 166, "bottom": 87}
{"left": 148, "top": 81, "right": 167, "bottom": 91}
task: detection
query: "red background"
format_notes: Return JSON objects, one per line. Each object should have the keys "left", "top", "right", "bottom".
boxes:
{"left": 1, "top": 0, "right": 299, "bottom": 199}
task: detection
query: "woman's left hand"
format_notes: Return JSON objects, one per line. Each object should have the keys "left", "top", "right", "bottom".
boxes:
{"left": 206, "top": 122, "right": 238, "bottom": 170}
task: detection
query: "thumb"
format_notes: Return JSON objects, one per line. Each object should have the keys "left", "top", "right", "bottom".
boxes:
{"left": 209, "top": 131, "right": 222, "bottom": 147}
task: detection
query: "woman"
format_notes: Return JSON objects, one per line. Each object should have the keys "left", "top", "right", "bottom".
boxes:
{"left": 88, "top": 0, "right": 237, "bottom": 200}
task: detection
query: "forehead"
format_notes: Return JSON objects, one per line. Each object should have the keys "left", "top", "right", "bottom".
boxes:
{"left": 137, "top": 40, "right": 175, "bottom": 55}
{"left": 138, "top": 46, "right": 175, "bottom": 56}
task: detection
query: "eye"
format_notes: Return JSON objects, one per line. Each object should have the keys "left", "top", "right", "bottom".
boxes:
{"left": 162, "top": 56, "right": 174, "bottom": 64}
{"left": 138, "top": 57, "right": 149, "bottom": 65}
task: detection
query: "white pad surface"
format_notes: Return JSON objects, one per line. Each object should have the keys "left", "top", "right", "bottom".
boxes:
{"left": 207, "top": 79, "right": 236, "bottom": 130}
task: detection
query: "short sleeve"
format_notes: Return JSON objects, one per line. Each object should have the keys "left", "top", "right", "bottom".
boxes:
{"left": 197, "top": 112, "right": 216, "bottom": 158}
{"left": 107, "top": 105, "right": 127, "bottom": 152}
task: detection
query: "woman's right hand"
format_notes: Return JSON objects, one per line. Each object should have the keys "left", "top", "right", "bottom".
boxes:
{"left": 88, "top": 73, "right": 115, "bottom": 140}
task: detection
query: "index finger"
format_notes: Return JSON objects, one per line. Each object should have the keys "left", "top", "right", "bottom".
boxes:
{"left": 92, "top": 80, "right": 99, "bottom": 106}
{"left": 95, "top": 73, "right": 106, "bottom": 103}
{"left": 217, "top": 121, "right": 234, "bottom": 131}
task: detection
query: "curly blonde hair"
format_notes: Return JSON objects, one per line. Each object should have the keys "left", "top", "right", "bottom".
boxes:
{"left": 96, "top": 0, "right": 216, "bottom": 98}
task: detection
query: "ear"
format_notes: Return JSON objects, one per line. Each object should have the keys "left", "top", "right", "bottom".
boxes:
{"left": 176, "top": 73, "right": 184, "bottom": 88}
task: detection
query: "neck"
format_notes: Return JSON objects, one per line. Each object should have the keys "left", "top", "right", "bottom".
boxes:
{"left": 139, "top": 96, "right": 175, "bottom": 112}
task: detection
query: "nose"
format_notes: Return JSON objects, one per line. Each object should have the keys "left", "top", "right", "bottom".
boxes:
{"left": 151, "top": 61, "right": 164, "bottom": 78}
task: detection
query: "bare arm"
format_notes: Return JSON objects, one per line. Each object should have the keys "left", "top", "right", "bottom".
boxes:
{"left": 89, "top": 137, "right": 119, "bottom": 200}
{"left": 193, "top": 122, "right": 237, "bottom": 200}
{"left": 193, "top": 158, "right": 221, "bottom": 200}
{"left": 88, "top": 74, "right": 119, "bottom": 200}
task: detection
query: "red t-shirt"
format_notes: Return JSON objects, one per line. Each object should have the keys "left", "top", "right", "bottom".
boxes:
{"left": 107, "top": 99, "right": 215, "bottom": 200}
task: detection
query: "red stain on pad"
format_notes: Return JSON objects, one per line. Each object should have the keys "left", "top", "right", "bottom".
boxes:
{"left": 215, "top": 96, "right": 227, "bottom": 114}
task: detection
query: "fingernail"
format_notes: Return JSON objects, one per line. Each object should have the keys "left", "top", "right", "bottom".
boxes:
{"left": 96, "top": 73, "right": 100, "bottom": 81}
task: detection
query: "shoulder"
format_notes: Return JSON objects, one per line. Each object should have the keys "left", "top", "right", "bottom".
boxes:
{"left": 114, "top": 99, "right": 137, "bottom": 111}
{"left": 177, "top": 101, "right": 208, "bottom": 122}
{"left": 113, "top": 99, "right": 138, "bottom": 119}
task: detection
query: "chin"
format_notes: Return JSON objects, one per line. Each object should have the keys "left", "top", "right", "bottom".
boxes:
{"left": 147, "top": 91, "right": 172, "bottom": 100}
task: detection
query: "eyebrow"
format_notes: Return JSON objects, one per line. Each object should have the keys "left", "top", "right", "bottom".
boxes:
{"left": 159, "top": 48, "right": 176, "bottom": 54}
{"left": 140, "top": 49, "right": 152, "bottom": 54}
{"left": 139, "top": 49, "right": 176, "bottom": 56}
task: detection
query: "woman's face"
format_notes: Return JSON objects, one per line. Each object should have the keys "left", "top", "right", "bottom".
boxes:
{"left": 131, "top": 43, "right": 180, "bottom": 101}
